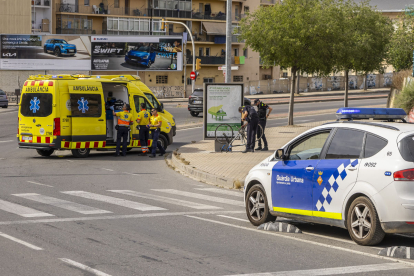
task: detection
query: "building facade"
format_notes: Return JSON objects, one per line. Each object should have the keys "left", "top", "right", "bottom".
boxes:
{"left": 0, "top": 0, "right": 31, "bottom": 34}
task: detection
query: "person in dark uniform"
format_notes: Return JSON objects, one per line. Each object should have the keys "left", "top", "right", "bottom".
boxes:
{"left": 254, "top": 99, "right": 273, "bottom": 151}
{"left": 111, "top": 103, "right": 133, "bottom": 157}
{"left": 238, "top": 105, "right": 259, "bottom": 153}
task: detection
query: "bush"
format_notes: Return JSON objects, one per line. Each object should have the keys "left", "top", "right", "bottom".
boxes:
{"left": 392, "top": 69, "right": 412, "bottom": 91}
{"left": 395, "top": 79, "right": 414, "bottom": 113}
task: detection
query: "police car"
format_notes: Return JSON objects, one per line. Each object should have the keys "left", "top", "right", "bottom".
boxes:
{"left": 244, "top": 108, "right": 414, "bottom": 245}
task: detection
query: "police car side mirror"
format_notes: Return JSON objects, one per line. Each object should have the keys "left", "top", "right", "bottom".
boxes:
{"left": 275, "top": 149, "right": 285, "bottom": 160}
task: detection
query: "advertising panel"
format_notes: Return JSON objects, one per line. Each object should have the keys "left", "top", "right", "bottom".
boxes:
{"left": 91, "top": 36, "right": 183, "bottom": 71}
{"left": 1, "top": 35, "right": 91, "bottom": 70}
{"left": 204, "top": 83, "right": 243, "bottom": 139}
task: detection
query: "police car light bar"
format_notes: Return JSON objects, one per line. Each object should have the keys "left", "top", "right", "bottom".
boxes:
{"left": 336, "top": 108, "right": 407, "bottom": 120}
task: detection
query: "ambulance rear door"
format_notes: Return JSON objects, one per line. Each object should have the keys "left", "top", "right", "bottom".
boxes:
{"left": 68, "top": 81, "right": 106, "bottom": 142}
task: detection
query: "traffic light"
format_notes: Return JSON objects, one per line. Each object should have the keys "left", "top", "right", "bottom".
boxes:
{"left": 161, "top": 18, "right": 165, "bottom": 30}
{"left": 196, "top": 58, "right": 201, "bottom": 71}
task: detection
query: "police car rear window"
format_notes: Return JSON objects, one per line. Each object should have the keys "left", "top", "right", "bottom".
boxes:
{"left": 20, "top": 93, "right": 53, "bottom": 117}
{"left": 398, "top": 135, "right": 414, "bottom": 162}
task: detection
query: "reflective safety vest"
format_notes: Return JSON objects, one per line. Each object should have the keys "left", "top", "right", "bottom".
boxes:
{"left": 149, "top": 114, "right": 162, "bottom": 129}
{"left": 116, "top": 111, "right": 132, "bottom": 126}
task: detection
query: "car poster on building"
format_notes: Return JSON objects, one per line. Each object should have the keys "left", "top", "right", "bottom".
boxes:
{"left": 91, "top": 36, "right": 183, "bottom": 71}
{"left": 0, "top": 34, "right": 91, "bottom": 70}
{"left": 204, "top": 83, "right": 243, "bottom": 139}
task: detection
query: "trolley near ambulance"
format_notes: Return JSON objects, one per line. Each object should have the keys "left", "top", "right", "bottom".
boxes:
{"left": 244, "top": 108, "right": 414, "bottom": 245}
{"left": 17, "top": 75, "right": 173, "bottom": 158}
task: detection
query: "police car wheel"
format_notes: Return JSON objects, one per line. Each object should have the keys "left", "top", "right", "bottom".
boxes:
{"left": 71, "top": 149, "right": 90, "bottom": 158}
{"left": 246, "top": 184, "right": 275, "bottom": 226}
{"left": 36, "top": 149, "right": 55, "bottom": 157}
{"left": 346, "top": 196, "right": 385, "bottom": 246}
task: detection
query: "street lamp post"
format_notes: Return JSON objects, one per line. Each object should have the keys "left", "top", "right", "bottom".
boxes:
{"left": 225, "top": 0, "right": 232, "bottom": 83}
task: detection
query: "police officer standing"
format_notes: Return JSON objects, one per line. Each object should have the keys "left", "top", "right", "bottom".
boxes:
{"left": 148, "top": 108, "right": 166, "bottom": 158}
{"left": 254, "top": 99, "right": 272, "bottom": 151}
{"left": 111, "top": 103, "right": 133, "bottom": 157}
{"left": 238, "top": 105, "right": 259, "bottom": 153}
{"left": 137, "top": 103, "right": 150, "bottom": 156}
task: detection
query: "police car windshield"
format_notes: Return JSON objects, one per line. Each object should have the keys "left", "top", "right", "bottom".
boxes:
{"left": 398, "top": 135, "right": 414, "bottom": 162}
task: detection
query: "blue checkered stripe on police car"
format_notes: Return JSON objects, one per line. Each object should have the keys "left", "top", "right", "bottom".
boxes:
{"left": 315, "top": 159, "right": 359, "bottom": 212}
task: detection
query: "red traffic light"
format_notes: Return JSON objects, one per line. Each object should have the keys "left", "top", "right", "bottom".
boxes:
{"left": 190, "top": 71, "right": 196, "bottom": 80}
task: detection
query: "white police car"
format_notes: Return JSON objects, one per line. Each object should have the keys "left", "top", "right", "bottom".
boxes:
{"left": 244, "top": 108, "right": 414, "bottom": 245}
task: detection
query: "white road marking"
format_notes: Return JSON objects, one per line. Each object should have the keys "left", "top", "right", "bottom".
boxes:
{"left": 66, "top": 160, "right": 74, "bottom": 162}
{"left": 0, "top": 140, "right": 13, "bottom": 143}
{"left": 27, "top": 181, "right": 53, "bottom": 188}
{"left": 102, "top": 168, "right": 114, "bottom": 172}
{"left": 0, "top": 199, "right": 54, "bottom": 217}
{"left": 0, "top": 232, "right": 43, "bottom": 250}
{"left": 123, "top": 172, "right": 140, "bottom": 176}
{"left": 59, "top": 258, "right": 111, "bottom": 276}
{"left": 185, "top": 216, "right": 414, "bottom": 267}
{"left": 223, "top": 263, "right": 411, "bottom": 276}
{"left": 109, "top": 190, "right": 221, "bottom": 210}
{"left": 195, "top": 188, "right": 244, "bottom": 198}
{"left": 176, "top": 126, "right": 203, "bottom": 131}
{"left": 217, "top": 215, "right": 249, "bottom": 222}
{"left": 61, "top": 191, "right": 166, "bottom": 211}
{"left": 152, "top": 189, "right": 244, "bottom": 207}
{"left": 13, "top": 193, "right": 111, "bottom": 215}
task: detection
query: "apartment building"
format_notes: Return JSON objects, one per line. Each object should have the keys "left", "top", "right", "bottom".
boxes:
{"left": 53, "top": 0, "right": 279, "bottom": 93}
{"left": 32, "top": 0, "right": 53, "bottom": 34}
{"left": 0, "top": 0, "right": 31, "bottom": 34}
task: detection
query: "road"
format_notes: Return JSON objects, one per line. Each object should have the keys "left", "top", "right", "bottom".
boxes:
{"left": 1, "top": 99, "right": 414, "bottom": 275}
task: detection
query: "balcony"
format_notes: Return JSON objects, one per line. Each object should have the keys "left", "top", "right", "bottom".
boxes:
{"left": 32, "top": 0, "right": 50, "bottom": 7}
{"left": 56, "top": 28, "right": 101, "bottom": 35}
{"left": 260, "top": 0, "right": 277, "bottom": 4}
{"left": 187, "top": 56, "right": 225, "bottom": 65}
{"left": 56, "top": 3, "right": 150, "bottom": 17}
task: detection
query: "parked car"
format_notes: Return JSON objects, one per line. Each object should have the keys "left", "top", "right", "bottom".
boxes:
{"left": 125, "top": 46, "right": 156, "bottom": 68}
{"left": 0, "top": 89, "right": 8, "bottom": 108}
{"left": 188, "top": 89, "right": 251, "bottom": 117}
{"left": 44, "top": 39, "right": 77, "bottom": 57}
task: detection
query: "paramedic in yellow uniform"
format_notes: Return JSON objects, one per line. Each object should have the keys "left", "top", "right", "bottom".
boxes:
{"left": 148, "top": 108, "right": 166, "bottom": 158}
{"left": 136, "top": 103, "right": 150, "bottom": 155}
{"left": 111, "top": 103, "right": 133, "bottom": 157}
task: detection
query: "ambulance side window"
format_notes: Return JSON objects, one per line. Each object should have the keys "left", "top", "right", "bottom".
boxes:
{"left": 133, "top": 96, "right": 152, "bottom": 112}
{"left": 70, "top": 94, "right": 102, "bottom": 117}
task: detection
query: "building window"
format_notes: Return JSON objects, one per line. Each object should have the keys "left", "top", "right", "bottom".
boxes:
{"left": 199, "top": 47, "right": 203, "bottom": 57}
{"left": 187, "top": 78, "right": 192, "bottom": 85}
{"left": 244, "top": 6, "right": 250, "bottom": 13}
{"left": 233, "top": 76, "right": 243, "bottom": 82}
{"left": 282, "top": 72, "right": 288, "bottom": 78}
{"left": 156, "top": 76, "right": 168, "bottom": 84}
{"left": 234, "top": 48, "right": 239, "bottom": 57}
{"left": 206, "top": 48, "right": 210, "bottom": 56}
{"left": 243, "top": 48, "right": 248, "bottom": 58}
{"left": 107, "top": 17, "right": 152, "bottom": 35}
{"left": 84, "top": 0, "right": 90, "bottom": 5}
{"left": 114, "top": 0, "right": 119, "bottom": 8}
{"left": 203, "top": 78, "right": 214, "bottom": 83}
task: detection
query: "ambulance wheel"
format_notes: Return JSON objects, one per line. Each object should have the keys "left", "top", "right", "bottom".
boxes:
{"left": 246, "top": 184, "right": 275, "bottom": 226}
{"left": 71, "top": 149, "right": 90, "bottom": 158}
{"left": 346, "top": 196, "right": 385, "bottom": 246}
{"left": 36, "top": 149, "right": 55, "bottom": 157}
{"left": 159, "top": 134, "right": 168, "bottom": 151}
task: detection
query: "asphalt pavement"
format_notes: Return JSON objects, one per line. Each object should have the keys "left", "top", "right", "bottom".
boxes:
{"left": 1, "top": 99, "right": 414, "bottom": 275}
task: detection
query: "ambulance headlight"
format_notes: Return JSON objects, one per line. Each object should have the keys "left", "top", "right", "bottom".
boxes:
{"left": 167, "top": 122, "right": 172, "bottom": 128}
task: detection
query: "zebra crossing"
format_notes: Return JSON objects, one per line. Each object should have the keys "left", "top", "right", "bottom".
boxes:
{"left": 0, "top": 188, "right": 244, "bottom": 219}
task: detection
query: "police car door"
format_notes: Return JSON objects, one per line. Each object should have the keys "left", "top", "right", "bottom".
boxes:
{"left": 68, "top": 81, "right": 106, "bottom": 142}
{"left": 272, "top": 129, "right": 332, "bottom": 215}
{"left": 312, "top": 128, "right": 363, "bottom": 220}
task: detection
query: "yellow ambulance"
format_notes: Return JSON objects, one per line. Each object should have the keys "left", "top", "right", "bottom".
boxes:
{"left": 91, "top": 75, "right": 176, "bottom": 136}
{"left": 17, "top": 75, "right": 173, "bottom": 158}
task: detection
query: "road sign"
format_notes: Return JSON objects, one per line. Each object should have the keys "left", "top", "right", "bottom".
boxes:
{"left": 218, "top": 66, "right": 239, "bottom": 71}
{"left": 190, "top": 71, "right": 196, "bottom": 80}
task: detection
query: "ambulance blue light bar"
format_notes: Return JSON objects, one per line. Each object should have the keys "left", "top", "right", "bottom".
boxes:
{"left": 336, "top": 108, "right": 406, "bottom": 120}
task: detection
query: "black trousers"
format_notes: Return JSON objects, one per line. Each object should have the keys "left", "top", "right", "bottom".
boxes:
{"left": 116, "top": 126, "right": 129, "bottom": 156}
{"left": 139, "top": 125, "right": 149, "bottom": 149}
{"left": 257, "top": 119, "right": 268, "bottom": 147}
{"left": 246, "top": 118, "right": 258, "bottom": 150}
{"left": 151, "top": 129, "right": 166, "bottom": 156}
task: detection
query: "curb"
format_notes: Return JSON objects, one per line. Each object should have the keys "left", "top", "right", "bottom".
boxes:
{"left": 169, "top": 150, "right": 241, "bottom": 189}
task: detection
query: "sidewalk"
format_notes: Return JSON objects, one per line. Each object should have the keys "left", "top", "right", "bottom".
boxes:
{"left": 168, "top": 120, "right": 331, "bottom": 189}
{"left": 160, "top": 88, "right": 389, "bottom": 103}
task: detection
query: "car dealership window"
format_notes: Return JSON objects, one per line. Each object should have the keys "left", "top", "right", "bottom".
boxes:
{"left": 156, "top": 76, "right": 168, "bottom": 84}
